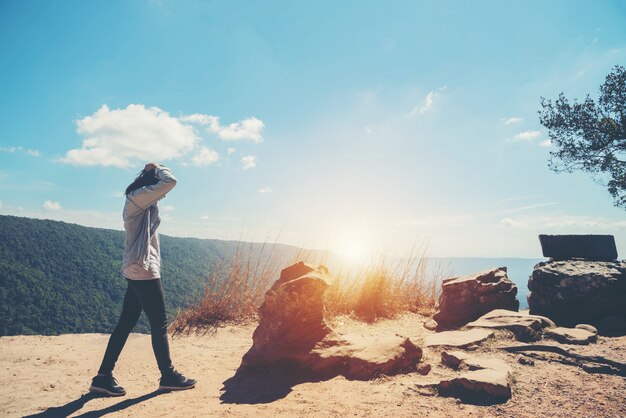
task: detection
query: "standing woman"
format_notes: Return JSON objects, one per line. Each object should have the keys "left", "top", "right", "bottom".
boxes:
{"left": 89, "top": 163, "right": 196, "bottom": 396}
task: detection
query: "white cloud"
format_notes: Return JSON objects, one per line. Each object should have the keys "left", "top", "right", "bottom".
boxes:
{"left": 539, "top": 139, "right": 552, "bottom": 147}
{"left": 511, "top": 130, "right": 541, "bottom": 142}
{"left": 214, "top": 117, "right": 264, "bottom": 143}
{"left": 240, "top": 155, "right": 256, "bottom": 170}
{"left": 227, "top": 147, "right": 236, "bottom": 155}
{"left": 200, "top": 215, "right": 210, "bottom": 220}
{"left": 183, "top": 113, "right": 264, "bottom": 143}
{"left": 419, "top": 91, "right": 435, "bottom": 114}
{"left": 191, "top": 146, "right": 219, "bottom": 166}
{"left": 501, "top": 117, "right": 523, "bottom": 125}
{"left": 410, "top": 86, "right": 447, "bottom": 116}
{"left": 0, "top": 146, "right": 41, "bottom": 157}
{"left": 258, "top": 187, "right": 272, "bottom": 194}
{"left": 43, "top": 200, "right": 62, "bottom": 211}
{"left": 26, "top": 149, "right": 40, "bottom": 157}
{"left": 180, "top": 113, "right": 218, "bottom": 125}
{"left": 161, "top": 205, "right": 176, "bottom": 211}
{"left": 495, "top": 202, "right": 558, "bottom": 214}
{"left": 60, "top": 104, "right": 199, "bottom": 168}
{"left": 501, "top": 218, "right": 526, "bottom": 228}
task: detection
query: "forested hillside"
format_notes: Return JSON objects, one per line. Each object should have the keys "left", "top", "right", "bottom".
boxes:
{"left": 0, "top": 215, "right": 303, "bottom": 336}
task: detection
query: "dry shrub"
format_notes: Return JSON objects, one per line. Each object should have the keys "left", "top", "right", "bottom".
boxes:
{"left": 325, "top": 248, "right": 447, "bottom": 322}
{"left": 171, "top": 242, "right": 448, "bottom": 335}
{"left": 169, "top": 241, "right": 285, "bottom": 336}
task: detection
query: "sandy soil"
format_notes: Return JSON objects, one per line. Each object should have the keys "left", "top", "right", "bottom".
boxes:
{"left": 1, "top": 314, "right": 625, "bottom": 418}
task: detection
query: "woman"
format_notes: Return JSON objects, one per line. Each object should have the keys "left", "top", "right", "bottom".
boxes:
{"left": 89, "top": 163, "right": 196, "bottom": 396}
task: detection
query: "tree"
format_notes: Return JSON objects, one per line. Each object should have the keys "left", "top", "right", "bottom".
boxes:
{"left": 538, "top": 65, "right": 626, "bottom": 208}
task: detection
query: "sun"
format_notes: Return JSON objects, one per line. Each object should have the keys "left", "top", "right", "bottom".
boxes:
{"left": 335, "top": 239, "right": 369, "bottom": 265}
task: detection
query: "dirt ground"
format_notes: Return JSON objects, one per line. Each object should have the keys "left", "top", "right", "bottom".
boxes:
{"left": 1, "top": 314, "right": 625, "bottom": 418}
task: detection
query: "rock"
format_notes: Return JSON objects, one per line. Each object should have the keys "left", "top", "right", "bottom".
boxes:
{"left": 416, "top": 363, "right": 432, "bottom": 375}
{"left": 420, "top": 350, "right": 513, "bottom": 403}
{"left": 433, "top": 267, "right": 519, "bottom": 330}
{"left": 528, "top": 259, "right": 626, "bottom": 326}
{"left": 544, "top": 327, "right": 597, "bottom": 345}
{"left": 441, "top": 351, "right": 511, "bottom": 373}
{"left": 240, "top": 262, "right": 423, "bottom": 379}
{"left": 425, "top": 329, "right": 494, "bottom": 348}
{"left": 438, "top": 369, "right": 511, "bottom": 401}
{"left": 595, "top": 315, "right": 626, "bottom": 337}
{"left": 438, "top": 352, "right": 512, "bottom": 401}
{"left": 538, "top": 234, "right": 618, "bottom": 261}
{"left": 311, "top": 333, "right": 422, "bottom": 379}
{"left": 423, "top": 319, "right": 438, "bottom": 331}
{"left": 575, "top": 324, "right": 598, "bottom": 335}
{"left": 517, "top": 357, "right": 535, "bottom": 366}
{"left": 467, "top": 309, "right": 555, "bottom": 342}
{"left": 241, "top": 262, "right": 333, "bottom": 368}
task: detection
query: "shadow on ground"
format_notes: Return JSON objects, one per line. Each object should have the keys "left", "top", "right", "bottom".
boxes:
{"left": 24, "top": 390, "right": 168, "bottom": 418}
{"left": 220, "top": 367, "right": 338, "bottom": 404}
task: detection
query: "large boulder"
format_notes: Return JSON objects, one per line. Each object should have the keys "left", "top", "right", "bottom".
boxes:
{"left": 528, "top": 260, "right": 626, "bottom": 326}
{"left": 240, "top": 262, "right": 423, "bottom": 379}
{"left": 433, "top": 267, "right": 519, "bottom": 330}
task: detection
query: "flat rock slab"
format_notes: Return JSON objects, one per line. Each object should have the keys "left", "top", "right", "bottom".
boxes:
{"left": 575, "top": 324, "right": 598, "bottom": 335}
{"left": 438, "top": 369, "right": 511, "bottom": 401}
{"left": 311, "top": 333, "right": 423, "bottom": 379}
{"left": 544, "top": 327, "right": 597, "bottom": 344}
{"left": 441, "top": 350, "right": 512, "bottom": 373}
{"left": 467, "top": 309, "right": 555, "bottom": 342}
{"left": 425, "top": 329, "right": 494, "bottom": 348}
{"left": 539, "top": 234, "right": 618, "bottom": 261}
{"left": 435, "top": 350, "right": 513, "bottom": 402}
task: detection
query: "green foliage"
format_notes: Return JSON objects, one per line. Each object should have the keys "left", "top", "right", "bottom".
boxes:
{"left": 539, "top": 65, "right": 626, "bottom": 208}
{"left": 0, "top": 215, "right": 293, "bottom": 336}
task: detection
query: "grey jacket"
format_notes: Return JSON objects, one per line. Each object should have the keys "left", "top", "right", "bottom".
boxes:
{"left": 121, "top": 166, "right": 177, "bottom": 277}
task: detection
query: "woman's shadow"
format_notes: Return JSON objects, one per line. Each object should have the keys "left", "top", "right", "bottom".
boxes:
{"left": 24, "top": 390, "right": 168, "bottom": 418}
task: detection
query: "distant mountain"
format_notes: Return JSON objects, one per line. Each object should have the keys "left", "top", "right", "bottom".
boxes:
{"left": 0, "top": 215, "right": 308, "bottom": 336}
{"left": 0, "top": 215, "right": 544, "bottom": 336}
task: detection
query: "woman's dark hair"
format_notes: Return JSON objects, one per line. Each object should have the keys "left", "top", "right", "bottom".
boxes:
{"left": 125, "top": 169, "right": 159, "bottom": 196}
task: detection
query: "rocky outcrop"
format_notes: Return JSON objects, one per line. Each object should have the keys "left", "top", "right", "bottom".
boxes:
{"left": 528, "top": 259, "right": 626, "bottom": 326}
{"left": 240, "top": 262, "right": 423, "bottom": 379}
{"left": 467, "top": 309, "right": 555, "bottom": 341}
{"left": 432, "top": 267, "right": 519, "bottom": 330}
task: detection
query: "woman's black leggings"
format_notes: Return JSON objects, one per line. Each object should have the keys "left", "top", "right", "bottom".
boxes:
{"left": 98, "top": 278, "right": 173, "bottom": 376}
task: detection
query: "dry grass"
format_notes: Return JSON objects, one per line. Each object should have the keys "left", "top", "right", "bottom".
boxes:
{"left": 324, "top": 246, "right": 449, "bottom": 322}
{"left": 170, "top": 243, "right": 449, "bottom": 335}
{"left": 169, "top": 240, "right": 285, "bottom": 336}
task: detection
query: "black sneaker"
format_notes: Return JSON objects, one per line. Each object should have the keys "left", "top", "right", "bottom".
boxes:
{"left": 159, "top": 369, "right": 196, "bottom": 391}
{"left": 89, "top": 374, "right": 126, "bottom": 396}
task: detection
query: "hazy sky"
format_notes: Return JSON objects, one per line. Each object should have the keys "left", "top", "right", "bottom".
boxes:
{"left": 1, "top": 0, "right": 625, "bottom": 259}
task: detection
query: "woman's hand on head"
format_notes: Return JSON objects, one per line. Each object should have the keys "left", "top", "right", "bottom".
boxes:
{"left": 144, "top": 163, "right": 161, "bottom": 172}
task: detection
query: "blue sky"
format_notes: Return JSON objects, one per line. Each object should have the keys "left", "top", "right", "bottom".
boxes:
{"left": 1, "top": 0, "right": 625, "bottom": 259}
